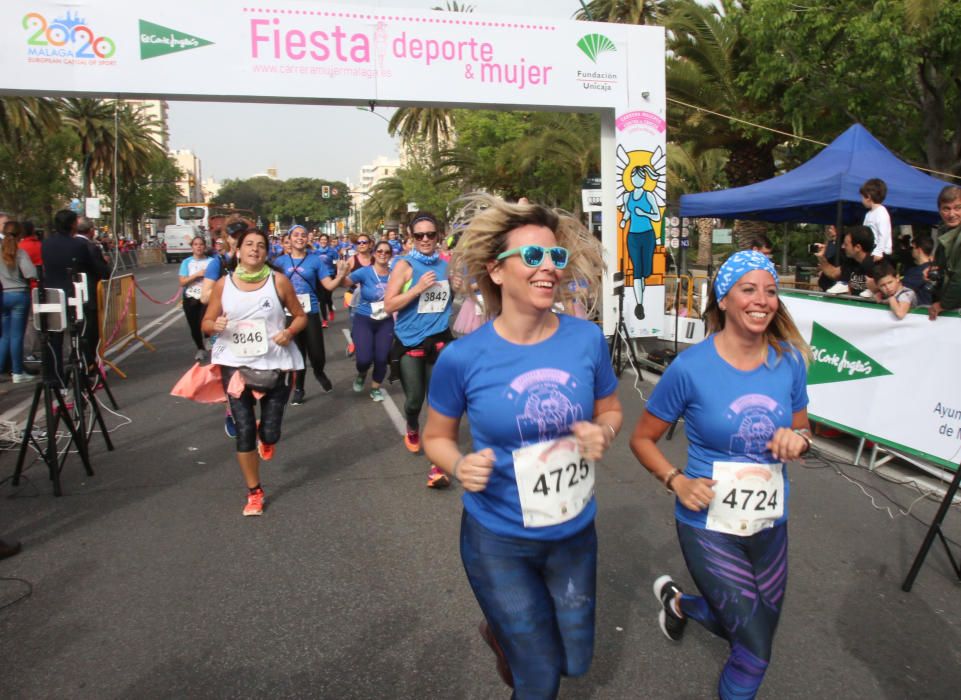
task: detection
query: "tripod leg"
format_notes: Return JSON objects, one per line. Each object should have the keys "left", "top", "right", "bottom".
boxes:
{"left": 902, "top": 464, "right": 961, "bottom": 592}
{"left": 13, "top": 381, "right": 45, "bottom": 485}
{"left": 45, "top": 385, "right": 65, "bottom": 496}
{"left": 52, "top": 389, "right": 94, "bottom": 479}
{"left": 81, "top": 374, "right": 114, "bottom": 452}
{"left": 95, "top": 364, "right": 120, "bottom": 410}
{"left": 67, "top": 365, "right": 91, "bottom": 469}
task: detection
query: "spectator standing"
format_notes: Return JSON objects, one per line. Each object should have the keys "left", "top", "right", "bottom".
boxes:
{"left": 749, "top": 234, "right": 774, "bottom": 260}
{"left": 902, "top": 234, "right": 934, "bottom": 306}
{"left": 0, "top": 224, "right": 38, "bottom": 382}
{"left": 40, "top": 210, "right": 110, "bottom": 382}
{"left": 815, "top": 225, "right": 840, "bottom": 291}
{"left": 76, "top": 217, "right": 110, "bottom": 371}
{"left": 817, "top": 226, "right": 875, "bottom": 297}
{"left": 860, "top": 178, "right": 893, "bottom": 260}
{"left": 928, "top": 185, "right": 961, "bottom": 320}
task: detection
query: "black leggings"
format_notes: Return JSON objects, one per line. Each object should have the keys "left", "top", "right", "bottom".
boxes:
{"left": 220, "top": 365, "right": 291, "bottom": 452}
{"left": 399, "top": 353, "right": 435, "bottom": 430}
{"left": 289, "top": 312, "right": 326, "bottom": 391}
{"left": 182, "top": 297, "right": 206, "bottom": 351}
{"left": 319, "top": 287, "right": 334, "bottom": 320}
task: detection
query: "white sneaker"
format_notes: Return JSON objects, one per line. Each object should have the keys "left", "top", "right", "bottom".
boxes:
{"left": 859, "top": 289, "right": 874, "bottom": 298}
{"left": 825, "top": 282, "right": 849, "bottom": 295}
{"left": 12, "top": 373, "right": 35, "bottom": 384}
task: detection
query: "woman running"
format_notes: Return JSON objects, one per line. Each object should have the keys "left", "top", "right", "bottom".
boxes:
{"left": 0, "top": 223, "right": 38, "bottom": 383}
{"left": 315, "top": 233, "right": 337, "bottom": 325}
{"left": 383, "top": 212, "right": 455, "bottom": 488}
{"left": 202, "top": 226, "right": 306, "bottom": 516}
{"left": 344, "top": 239, "right": 394, "bottom": 401}
{"left": 273, "top": 224, "right": 347, "bottom": 404}
{"left": 178, "top": 235, "right": 212, "bottom": 362}
{"left": 423, "top": 195, "right": 621, "bottom": 697}
{"left": 630, "top": 249, "right": 811, "bottom": 700}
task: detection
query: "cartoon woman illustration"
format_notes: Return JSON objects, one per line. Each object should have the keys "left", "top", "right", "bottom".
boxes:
{"left": 617, "top": 145, "right": 666, "bottom": 320}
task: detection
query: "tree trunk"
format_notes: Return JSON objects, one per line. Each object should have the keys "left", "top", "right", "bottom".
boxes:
{"left": 696, "top": 217, "right": 714, "bottom": 265}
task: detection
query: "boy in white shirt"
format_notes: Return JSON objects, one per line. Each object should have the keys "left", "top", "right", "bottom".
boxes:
{"left": 860, "top": 178, "right": 892, "bottom": 261}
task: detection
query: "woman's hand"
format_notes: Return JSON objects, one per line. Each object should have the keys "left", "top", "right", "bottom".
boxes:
{"left": 415, "top": 270, "right": 437, "bottom": 294}
{"left": 213, "top": 315, "right": 228, "bottom": 333}
{"left": 767, "top": 427, "right": 809, "bottom": 462}
{"left": 455, "top": 448, "right": 496, "bottom": 493}
{"left": 572, "top": 421, "right": 610, "bottom": 461}
{"left": 672, "top": 475, "right": 717, "bottom": 512}
{"left": 272, "top": 329, "right": 292, "bottom": 347}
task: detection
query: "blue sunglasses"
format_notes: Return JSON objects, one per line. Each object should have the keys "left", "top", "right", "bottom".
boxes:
{"left": 496, "top": 245, "right": 569, "bottom": 269}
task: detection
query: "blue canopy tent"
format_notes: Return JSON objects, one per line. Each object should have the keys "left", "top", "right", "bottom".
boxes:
{"left": 679, "top": 124, "right": 950, "bottom": 225}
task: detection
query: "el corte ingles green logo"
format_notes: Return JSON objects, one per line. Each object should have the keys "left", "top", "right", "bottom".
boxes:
{"left": 807, "top": 322, "right": 892, "bottom": 385}
{"left": 140, "top": 20, "right": 213, "bottom": 60}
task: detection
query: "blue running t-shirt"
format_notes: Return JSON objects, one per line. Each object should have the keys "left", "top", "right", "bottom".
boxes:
{"left": 429, "top": 315, "right": 618, "bottom": 541}
{"left": 646, "top": 335, "right": 808, "bottom": 529}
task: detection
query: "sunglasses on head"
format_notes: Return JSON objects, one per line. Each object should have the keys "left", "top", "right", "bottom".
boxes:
{"left": 412, "top": 231, "right": 438, "bottom": 241}
{"left": 496, "top": 245, "right": 569, "bottom": 269}
{"left": 226, "top": 220, "right": 249, "bottom": 237}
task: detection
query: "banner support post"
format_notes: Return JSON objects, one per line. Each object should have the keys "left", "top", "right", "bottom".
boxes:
{"left": 901, "top": 462, "right": 961, "bottom": 591}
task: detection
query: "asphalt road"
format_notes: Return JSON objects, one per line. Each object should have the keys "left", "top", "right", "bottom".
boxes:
{"left": 0, "top": 263, "right": 958, "bottom": 699}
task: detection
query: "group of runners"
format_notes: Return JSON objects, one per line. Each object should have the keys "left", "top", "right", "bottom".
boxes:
{"left": 172, "top": 195, "right": 815, "bottom": 699}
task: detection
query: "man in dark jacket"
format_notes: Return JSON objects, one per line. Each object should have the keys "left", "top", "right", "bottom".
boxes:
{"left": 40, "top": 210, "right": 110, "bottom": 380}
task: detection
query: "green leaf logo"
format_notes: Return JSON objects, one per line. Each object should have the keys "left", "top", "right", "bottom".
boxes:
{"left": 139, "top": 20, "right": 213, "bottom": 60}
{"left": 576, "top": 33, "right": 616, "bottom": 63}
{"left": 808, "top": 322, "right": 892, "bottom": 385}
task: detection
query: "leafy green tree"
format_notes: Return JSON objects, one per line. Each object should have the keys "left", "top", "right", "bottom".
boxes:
{"left": 0, "top": 96, "right": 60, "bottom": 144}
{"left": 362, "top": 176, "right": 407, "bottom": 230}
{"left": 269, "top": 178, "right": 350, "bottom": 227}
{"left": 739, "top": 0, "right": 961, "bottom": 176}
{"left": 0, "top": 125, "right": 77, "bottom": 223}
{"left": 212, "top": 176, "right": 282, "bottom": 216}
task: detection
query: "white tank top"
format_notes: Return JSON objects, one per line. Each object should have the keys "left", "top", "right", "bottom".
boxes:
{"left": 211, "top": 273, "right": 304, "bottom": 371}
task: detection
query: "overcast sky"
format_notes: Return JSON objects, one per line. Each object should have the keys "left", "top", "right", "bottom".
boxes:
{"left": 167, "top": 0, "right": 586, "bottom": 186}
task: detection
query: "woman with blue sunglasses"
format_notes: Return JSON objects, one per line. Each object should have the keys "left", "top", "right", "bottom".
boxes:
{"left": 423, "top": 194, "right": 622, "bottom": 698}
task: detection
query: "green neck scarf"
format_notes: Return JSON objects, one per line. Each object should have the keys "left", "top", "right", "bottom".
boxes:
{"left": 235, "top": 264, "right": 271, "bottom": 283}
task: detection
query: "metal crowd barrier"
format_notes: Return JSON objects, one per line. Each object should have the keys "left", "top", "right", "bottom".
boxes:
{"left": 97, "top": 275, "right": 155, "bottom": 378}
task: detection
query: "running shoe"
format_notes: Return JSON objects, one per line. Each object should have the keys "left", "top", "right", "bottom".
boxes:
{"left": 346, "top": 342, "right": 355, "bottom": 358}
{"left": 258, "top": 440, "right": 275, "bottom": 461}
{"left": 329, "top": 310, "right": 335, "bottom": 322}
{"left": 290, "top": 388, "right": 306, "bottom": 405}
{"left": 427, "top": 464, "right": 451, "bottom": 489}
{"left": 825, "top": 282, "right": 849, "bottom": 295}
{"left": 353, "top": 375, "right": 365, "bottom": 393}
{"left": 370, "top": 388, "right": 384, "bottom": 402}
{"left": 11, "top": 373, "right": 35, "bottom": 384}
{"left": 224, "top": 413, "right": 237, "bottom": 439}
{"left": 479, "top": 620, "right": 514, "bottom": 689}
{"left": 404, "top": 428, "right": 421, "bottom": 454}
{"left": 322, "top": 320, "right": 328, "bottom": 329}
{"left": 653, "top": 575, "right": 687, "bottom": 642}
{"left": 243, "top": 488, "right": 265, "bottom": 516}
{"left": 319, "top": 372, "right": 333, "bottom": 393}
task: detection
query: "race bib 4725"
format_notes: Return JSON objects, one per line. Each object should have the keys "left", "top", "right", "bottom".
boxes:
{"left": 512, "top": 436, "right": 595, "bottom": 528}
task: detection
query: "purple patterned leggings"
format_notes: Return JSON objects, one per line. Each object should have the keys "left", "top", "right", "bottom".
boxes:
{"left": 676, "top": 521, "right": 788, "bottom": 700}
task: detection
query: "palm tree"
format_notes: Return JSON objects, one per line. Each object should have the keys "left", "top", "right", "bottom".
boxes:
{"left": 431, "top": 1, "right": 474, "bottom": 10}
{"left": 666, "top": 0, "right": 778, "bottom": 247}
{"left": 667, "top": 142, "right": 728, "bottom": 265}
{"left": 362, "top": 176, "right": 407, "bottom": 228}
{"left": 574, "top": 0, "right": 665, "bottom": 24}
{"left": 387, "top": 108, "right": 455, "bottom": 162}
{"left": 0, "top": 97, "right": 61, "bottom": 144}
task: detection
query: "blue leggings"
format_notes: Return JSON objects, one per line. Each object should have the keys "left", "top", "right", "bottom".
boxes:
{"left": 351, "top": 313, "right": 394, "bottom": 384}
{"left": 219, "top": 365, "right": 291, "bottom": 453}
{"left": 460, "top": 511, "right": 596, "bottom": 700}
{"left": 676, "top": 521, "right": 788, "bottom": 700}
{"left": 626, "top": 229, "right": 655, "bottom": 280}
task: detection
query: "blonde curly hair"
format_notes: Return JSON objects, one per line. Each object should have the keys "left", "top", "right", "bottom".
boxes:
{"left": 451, "top": 193, "right": 604, "bottom": 318}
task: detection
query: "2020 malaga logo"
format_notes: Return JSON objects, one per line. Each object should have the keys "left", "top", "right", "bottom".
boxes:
{"left": 22, "top": 10, "right": 116, "bottom": 64}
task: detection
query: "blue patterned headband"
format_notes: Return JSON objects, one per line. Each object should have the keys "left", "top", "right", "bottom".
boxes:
{"left": 713, "top": 250, "right": 779, "bottom": 300}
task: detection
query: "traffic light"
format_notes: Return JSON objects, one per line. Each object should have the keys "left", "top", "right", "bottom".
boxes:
{"left": 322, "top": 185, "right": 330, "bottom": 199}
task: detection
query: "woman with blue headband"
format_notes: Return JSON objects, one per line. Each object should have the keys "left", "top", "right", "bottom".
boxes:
{"left": 630, "top": 250, "right": 812, "bottom": 700}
